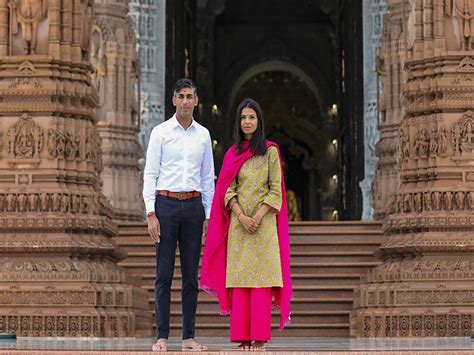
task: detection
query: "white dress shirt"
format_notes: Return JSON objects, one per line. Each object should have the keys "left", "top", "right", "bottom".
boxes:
{"left": 143, "top": 114, "right": 215, "bottom": 218}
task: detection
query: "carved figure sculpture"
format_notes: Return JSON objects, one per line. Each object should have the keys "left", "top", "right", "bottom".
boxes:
{"left": 430, "top": 127, "right": 438, "bottom": 155}
{"left": 454, "top": 0, "right": 474, "bottom": 50}
{"left": 438, "top": 126, "right": 448, "bottom": 155}
{"left": 10, "top": 0, "right": 48, "bottom": 55}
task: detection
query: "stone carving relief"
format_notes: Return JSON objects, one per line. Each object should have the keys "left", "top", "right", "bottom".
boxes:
{"left": 0, "top": 132, "right": 3, "bottom": 159}
{"left": 47, "top": 129, "right": 81, "bottom": 160}
{"left": 90, "top": 26, "right": 106, "bottom": 107}
{"left": 451, "top": 111, "right": 474, "bottom": 157}
{"left": 390, "top": 189, "right": 474, "bottom": 214}
{"left": 399, "top": 125, "right": 410, "bottom": 160}
{"left": 457, "top": 56, "right": 474, "bottom": 72}
{"left": 80, "top": 0, "right": 94, "bottom": 60}
{"left": 399, "top": 122, "right": 449, "bottom": 161}
{"left": 414, "top": 128, "right": 430, "bottom": 157}
{"left": 446, "top": 0, "right": 474, "bottom": 50}
{"left": 7, "top": 114, "right": 43, "bottom": 159}
{"left": 16, "top": 60, "right": 37, "bottom": 75}
{"left": 0, "top": 192, "right": 96, "bottom": 214}
{"left": 10, "top": 0, "right": 48, "bottom": 55}
{"left": 356, "top": 0, "right": 474, "bottom": 339}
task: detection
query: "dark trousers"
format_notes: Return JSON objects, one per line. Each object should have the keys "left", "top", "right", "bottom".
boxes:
{"left": 154, "top": 194, "right": 205, "bottom": 340}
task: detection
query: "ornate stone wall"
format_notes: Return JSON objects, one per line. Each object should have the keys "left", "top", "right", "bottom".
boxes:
{"left": 93, "top": 0, "right": 144, "bottom": 221}
{"left": 361, "top": 0, "right": 388, "bottom": 220}
{"left": 353, "top": 0, "right": 474, "bottom": 337}
{"left": 129, "top": 0, "right": 165, "bottom": 152}
{"left": 372, "top": 1, "right": 408, "bottom": 220}
{"left": 0, "top": 0, "right": 151, "bottom": 337}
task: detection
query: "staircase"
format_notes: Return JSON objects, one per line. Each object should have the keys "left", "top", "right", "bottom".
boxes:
{"left": 115, "top": 221, "right": 384, "bottom": 337}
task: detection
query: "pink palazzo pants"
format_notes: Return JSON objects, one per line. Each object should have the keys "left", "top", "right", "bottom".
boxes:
{"left": 230, "top": 287, "right": 272, "bottom": 342}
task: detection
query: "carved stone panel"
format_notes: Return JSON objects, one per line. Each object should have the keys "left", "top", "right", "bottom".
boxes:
{"left": 7, "top": 114, "right": 43, "bottom": 160}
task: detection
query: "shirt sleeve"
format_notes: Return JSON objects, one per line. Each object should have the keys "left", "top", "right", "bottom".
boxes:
{"left": 143, "top": 127, "right": 162, "bottom": 214}
{"left": 200, "top": 130, "right": 215, "bottom": 218}
{"left": 224, "top": 178, "right": 238, "bottom": 209}
{"left": 262, "top": 146, "right": 282, "bottom": 212}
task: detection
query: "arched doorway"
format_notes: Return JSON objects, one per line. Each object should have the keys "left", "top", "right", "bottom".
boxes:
{"left": 229, "top": 69, "right": 337, "bottom": 221}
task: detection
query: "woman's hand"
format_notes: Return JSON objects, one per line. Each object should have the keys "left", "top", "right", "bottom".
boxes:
{"left": 238, "top": 213, "right": 259, "bottom": 233}
{"left": 253, "top": 211, "right": 264, "bottom": 225}
{"left": 253, "top": 204, "right": 272, "bottom": 226}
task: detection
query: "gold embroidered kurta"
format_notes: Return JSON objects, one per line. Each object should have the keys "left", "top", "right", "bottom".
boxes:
{"left": 224, "top": 146, "right": 283, "bottom": 288}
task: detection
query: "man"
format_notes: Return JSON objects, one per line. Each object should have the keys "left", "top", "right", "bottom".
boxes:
{"left": 143, "top": 79, "right": 214, "bottom": 351}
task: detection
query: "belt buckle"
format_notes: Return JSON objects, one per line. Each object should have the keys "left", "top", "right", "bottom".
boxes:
{"left": 178, "top": 192, "right": 187, "bottom": 200}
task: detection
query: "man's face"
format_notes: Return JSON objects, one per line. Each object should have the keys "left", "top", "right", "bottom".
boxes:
{"left": 173, "top": 87, "right": 198, "bottom": 119}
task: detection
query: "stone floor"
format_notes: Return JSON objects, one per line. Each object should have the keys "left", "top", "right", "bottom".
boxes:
{"left": 0, "top": 337, "right": 473, "bottom": 354}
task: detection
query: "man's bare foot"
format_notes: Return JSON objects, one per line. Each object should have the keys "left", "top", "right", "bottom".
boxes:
{"left": 251, "top": 341, "right": 267, "bottom": 351}
{"left": 182, "top": 338, "right": 207, "bottom": 352}
{"left": 238, "top": 341, "right": 251, "bottom": 351}
{"left": 152, "top": 338, "right": 167, "bottom": 352}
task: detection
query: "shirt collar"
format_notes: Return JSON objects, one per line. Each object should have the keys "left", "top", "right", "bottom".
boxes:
{"left": 170, "top": 114, "right": 195, "bottom": 131}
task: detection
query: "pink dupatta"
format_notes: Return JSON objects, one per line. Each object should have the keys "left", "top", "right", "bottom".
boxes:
{"left": 200, "top": 140, "right": 293, "bottom": 330}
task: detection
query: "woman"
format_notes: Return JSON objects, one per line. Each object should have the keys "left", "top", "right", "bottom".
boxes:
{"left": 201, "top": 98, "right": 292, "bottom": 350}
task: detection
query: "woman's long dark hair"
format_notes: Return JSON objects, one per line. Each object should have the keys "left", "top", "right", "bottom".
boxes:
{"left": 233, "top": 98, "right": 267, "bottom": 156}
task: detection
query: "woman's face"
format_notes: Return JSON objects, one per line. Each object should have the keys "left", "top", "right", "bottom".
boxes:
{"left": 240, "top": 107, "right": 258, "bottom": 139}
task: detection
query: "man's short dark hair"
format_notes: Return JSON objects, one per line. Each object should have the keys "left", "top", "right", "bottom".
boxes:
{"left": 173, "top": 78, "right": 197, "bottom": 96}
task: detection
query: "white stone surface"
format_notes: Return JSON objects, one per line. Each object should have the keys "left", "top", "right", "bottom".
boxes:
{"left": 130, "top": 0, "right": 166, "bottom": 152}
{"left": 361, "top": 0, "right": 387, "bottom": 220}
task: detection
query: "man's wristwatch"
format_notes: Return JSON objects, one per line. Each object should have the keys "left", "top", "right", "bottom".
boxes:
{"left": 147, "top": 211, "right": 156, "bottom": 217}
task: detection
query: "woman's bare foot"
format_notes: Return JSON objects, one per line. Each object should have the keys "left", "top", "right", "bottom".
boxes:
{"left": 152, "top": 338, "right": 167, "bottom": 351}
{"left": 182, "top": 338, "right": 207, "bottom": 352}
{"left": 238, "top": 341, "right": 251, "bottom": 351}
{"left": 251, "top": 341, "right": 267, "bottom": 351}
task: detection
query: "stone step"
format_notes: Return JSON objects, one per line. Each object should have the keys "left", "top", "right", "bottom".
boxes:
{"left": 144, "top": 285, "right": 356, "bottom": 300}
{"left": 150, "top": 297, "right": 353, "bottom": 309}
{"left": 162, "top": 322, "right": 350, "bottom": 337}
{"left": 119, "top": 251, "right": 378, "bottom": 265}
{"left": 166, "top": 310, "right": 350, "bottom": 325}
{"left": 160, "top": 296, "right": 354, "bottom": 312}
{"left": 116, "top": 220, "right": 383, "bottom": 337}
{"left": 118, "top": 264, "right": 381, "bottom": 279}
{"left": 114, "top": 241, "right": 381, "bottom": 255}
{"left": 116, "top": 221, "right": 381, "bottom": 235}
{"left": 138, "top": 272, "right": 363, "bottom": 287}
{"left": 116, "top": 232, "right": 383, "bottom": 242}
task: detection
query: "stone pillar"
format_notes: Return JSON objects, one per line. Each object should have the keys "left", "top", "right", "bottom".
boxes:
{"left": 353, "top": 0, "right": 474, "bottom": 337}
{"left": 71, "top": 0, "right": 82, "bottom": 63}
{"left": 0, "top": 1, "right": 151, "bottom": 337}
{"left": 48, "top": 0, "right": 61, "bottom": 58}
{"left": 0, "top": 0, "right": 8, "bottom": 56}
{"left": 129, "top": 0, "right": 166, "bottom": 152}
{"left": 60, "top": 0, "right": 72, "bottom": 61}
{"left": 93, "top": 0, "right": 144, "bottom": 222}
{"left": 372, "top": 3, "right": 407, "bottom": 220}
{"left": 360, "top": 0, "right": 388, "bottom": 220}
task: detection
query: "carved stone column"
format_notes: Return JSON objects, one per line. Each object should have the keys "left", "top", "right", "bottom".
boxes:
{"left": 48, "top": 0, "right": 61, "bottom": 58}
{"left": 353, "top": 0, "right": 474, "bottom": 337}
{"left": 129, "top": 0, "right": 166, "bottom": 152}
{"left": 372, "top": 1, "right": 408, "bottom": 220}
{"left": 0, "top": 1, "right": 151, "bottom": 337}
{"left": 0, "top": 1, "right": 8, "bottom": 56}
{"left": 93, "top": 0, "right": 144, "bottom": 222}
{"left": 361, "top": 0, "right": 388, "bottom": 220}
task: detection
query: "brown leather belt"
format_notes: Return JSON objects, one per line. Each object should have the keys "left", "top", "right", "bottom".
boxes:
{"left": 156, "top": 190, "right": 201, "bottom": 200}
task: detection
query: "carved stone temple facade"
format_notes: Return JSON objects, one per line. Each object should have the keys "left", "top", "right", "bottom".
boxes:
{"left": 129, "top": 0, "right": 166, "bottom": 152}
{"left": 0, "top": 0, "right": 151, "bottom": 337}
{"left": 361, "top": 0, "right": 388, "bottom": 220}
{"left": 353, "top": 0, "right": 474, "bottom": 337}
{"left": 92, "top": 0, "right": 144, "bottom": 221}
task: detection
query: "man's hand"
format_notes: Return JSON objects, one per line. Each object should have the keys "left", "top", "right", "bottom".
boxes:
{"left": 202, "top": 219, "right": 209, "bottom": 237}
{"left": 147, "top": 215, "right": 161, "bottom": 243}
